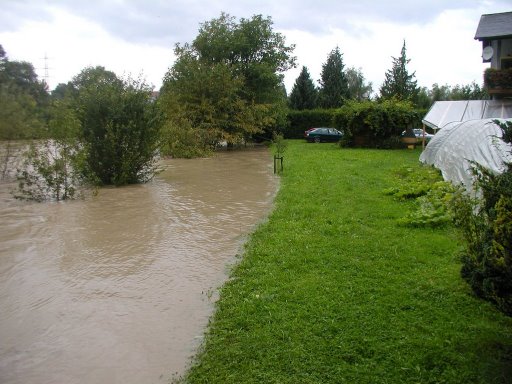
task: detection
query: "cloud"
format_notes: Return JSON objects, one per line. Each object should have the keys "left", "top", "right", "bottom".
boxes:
{"left": 0, "top": 6, "right": 173, "bottom": 89}
{"left": 0, "top": 0, "right": 498, "bottom": 46}
{"left": 1, "top": 0, "right": 511, "bottom": 92}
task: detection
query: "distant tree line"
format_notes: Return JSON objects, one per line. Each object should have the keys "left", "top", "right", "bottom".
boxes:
{"left": 288, "top": 40, "right": 487, "bottom": 111}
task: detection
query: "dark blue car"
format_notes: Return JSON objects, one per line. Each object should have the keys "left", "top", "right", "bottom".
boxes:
{"left": 305, "top": 127, "right": 343, "bottom": 143}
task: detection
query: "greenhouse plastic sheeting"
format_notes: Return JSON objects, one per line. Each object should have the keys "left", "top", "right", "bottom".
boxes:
{"left": 419, "top": 118, "right": 512, "bottom": 189}
{"left": 422, "top": 100, "right": 512, "bottom": 130}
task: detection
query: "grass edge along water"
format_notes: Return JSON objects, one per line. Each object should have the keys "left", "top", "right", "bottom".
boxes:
{"left": 181, "top": 141, "right": 512, "bottom": 384}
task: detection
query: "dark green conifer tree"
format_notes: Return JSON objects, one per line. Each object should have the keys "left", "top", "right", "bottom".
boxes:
{"left": 380, "top": 40, "right": 418, "bottom": 101}
{"left": 318, "top": 46, "right": 349, "bottom": 108}
{"left": 289, "top": 66, "right": 318, "bottom": 110}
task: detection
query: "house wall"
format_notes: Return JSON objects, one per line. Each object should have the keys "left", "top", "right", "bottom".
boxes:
{"left": 490, "top": 38, "right": 512, "bottom": 69}
{"left": 499, "top": 38, "right": 512, "bottom": 69}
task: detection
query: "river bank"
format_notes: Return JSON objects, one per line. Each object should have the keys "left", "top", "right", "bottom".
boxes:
{"left": 182, "top": 141, "right": 512, "bottom": 383}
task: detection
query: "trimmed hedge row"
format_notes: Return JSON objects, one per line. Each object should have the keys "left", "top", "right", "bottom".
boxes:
{"left": 284, "top": 109, "right": 335, "bottom": 138}
{"left": 283, "top": 100, "right": 426, "bottom": 148}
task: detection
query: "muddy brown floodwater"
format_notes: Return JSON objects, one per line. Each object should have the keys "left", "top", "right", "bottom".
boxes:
{"left": 0, "top": 147, "right": 278, "bottom": 384}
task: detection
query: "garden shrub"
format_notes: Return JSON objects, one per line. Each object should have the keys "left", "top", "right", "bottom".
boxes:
{"left": 333, "top": 99, "right": 419, "bottom": 148}
{"left": 451, "top": 120, "right": 512, "bottom": 315}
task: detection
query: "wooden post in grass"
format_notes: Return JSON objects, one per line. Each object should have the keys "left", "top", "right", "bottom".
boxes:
{"left": 422, "top": 123, "right": 426, "bottom": 151}
{"left": 274, "top": 155, "right": 283, "bottom": 174}
{"left": 272, "top": 133, "right": 286, "bottom": 174}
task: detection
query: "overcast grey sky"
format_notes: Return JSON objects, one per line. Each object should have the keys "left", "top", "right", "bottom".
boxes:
{"left": 1, "top": 0, "right": 510, "bottom": 94}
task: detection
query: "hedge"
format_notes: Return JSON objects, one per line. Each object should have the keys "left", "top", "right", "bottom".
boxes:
{"left": 284, "top": 109, "right": 337, "bottom": 138}
{"left": 284, "top": 100, "right": 423, "bottom": 148}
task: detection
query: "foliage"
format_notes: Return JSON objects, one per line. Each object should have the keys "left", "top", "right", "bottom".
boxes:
{"left": 0, "top": 44, "right": 48, "bottom": 140}
{"left": 14, "top": 139, "right": 83, "bottom": 201}
{"left": 384, "top": 165, "right": 456, "bottom": 227}
{"left": 51, "top": 81, "right": 78, "bottom": 100}
{"left": 284, "top": 109, "right": 336, "bottom": 138}
{"left": 333, "top": 99, "right": 418, "bottom": 148}
{"left": 14, "top": 99, "right": 84, "bottom": 201}
{"left": 380, "top": 40, "right": 418, "bottom": 102}
{"left": 484, "top": 68, "right": 512, "bottom": 89}
{"left": 318, "top": 46, "right": 349, "bottom": 108}
{"left": 160, "top": 13, "right": 296, "bottom": 150}
{"left": 182, "top": 142, "right": 512, "bottom": 384}
{"left": 270, "top": 132, "right": 287, "bottom": 158}
{"left": 73, "top": 66, "right": 162, "bottom": 185}
{"left": 345, "top": 66, "right": 373, "bottom": 101}
{"left": 288, "top": 66, "right": 318, "bottom": 110}
{"left": 450, "top": 120, "right": 512, "bottom": 315}
{"left": 160, "top": 116, "right": 214, "bottom": 159}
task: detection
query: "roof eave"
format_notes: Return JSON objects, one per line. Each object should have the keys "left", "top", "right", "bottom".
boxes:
{"left": 475, "top": 34, "right": 512, "bottom": 41}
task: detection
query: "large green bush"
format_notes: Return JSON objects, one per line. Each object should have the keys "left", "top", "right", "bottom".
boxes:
{"left": 451, "top": 120, "right": 512, "bottom": 315}
{"left": 333, "top": 99, "right": 418, "bottom": 148}
{"left": 74, "top": 67, "right": 162, "bottom": 185}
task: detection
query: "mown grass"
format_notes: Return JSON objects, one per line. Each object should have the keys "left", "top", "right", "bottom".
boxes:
{"left": 182, "top": 141, "right": 512, "bottom": 384}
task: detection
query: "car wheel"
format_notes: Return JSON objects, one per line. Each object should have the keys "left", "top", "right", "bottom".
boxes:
{"left": 314, "top": 137, "right": 321, "bottom": 143}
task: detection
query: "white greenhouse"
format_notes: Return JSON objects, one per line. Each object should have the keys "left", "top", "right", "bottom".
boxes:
{"left": 419, "top": 100, "right": 512, "bottom": 189}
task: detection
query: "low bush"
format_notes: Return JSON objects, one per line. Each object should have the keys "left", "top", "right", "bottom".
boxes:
{"left": 384, "top": 165, "right": 456, "bottom": 227}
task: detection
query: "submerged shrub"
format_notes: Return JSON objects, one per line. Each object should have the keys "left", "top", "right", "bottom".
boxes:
{"left": 15, "top": 139, "right": 84, "bottom": 201}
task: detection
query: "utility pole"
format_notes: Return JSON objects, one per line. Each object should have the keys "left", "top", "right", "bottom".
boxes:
{"left": 40, "top": 53, "right": 52, "bottom": 87}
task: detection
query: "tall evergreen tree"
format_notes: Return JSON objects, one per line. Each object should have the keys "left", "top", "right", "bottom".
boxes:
{"left": 318, "top": 46, "right": 349, "bottom": 108}
{"left": 289, "top": 66, "right": 317, "bottom": 110}
{"left": 379, "top": 40, "right": 418, "bottom": 101}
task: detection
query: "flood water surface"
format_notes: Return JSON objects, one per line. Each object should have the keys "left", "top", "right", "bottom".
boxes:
{"left": 0, "top": 147, "right": 278, "bottom": 384}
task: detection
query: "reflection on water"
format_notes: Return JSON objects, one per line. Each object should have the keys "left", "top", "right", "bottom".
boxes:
{"left": 0, "top": 147, "right": 278, "bottom": 384}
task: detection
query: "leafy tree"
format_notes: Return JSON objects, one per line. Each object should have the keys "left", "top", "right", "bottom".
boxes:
{"left": 0, "top": 44, "right": 48, "bottom": 140}
{"left": 414, "top": 86, "right": 432, "bottom": 109}
{"left": 51, "top": 82, "right": 78, "bottom": 100}
{"left": 289, "top": 66, "right": 318, "bottom": 110}
{"left": 161, "top": 46, "right": 255, "bottom": 148}
{"left": 380, "top": 40, "right": 418, "bottom": 102}
{"left": 161, "top": 13, "right": 296, "bottom": 150}
{"left": 345, "top": 67, "right": 372, "bottom": 101}
{"left": 318, "top": 46, "right": 349, "bottom": 108}
{"left": 430, "top": 83, "right": 451, "bottom": 102}
{"left": 73, "top": 66, "right": 161, "bottom": 185}
{"left": 449, "top": 82, "right": 487, "bottom": 100}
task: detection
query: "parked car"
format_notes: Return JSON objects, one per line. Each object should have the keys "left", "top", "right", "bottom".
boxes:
{"left": 402, "top": 128, "right": 435, "bottom": 142}
{"left": 304, "top": 127, "right": 317, "bottom": 137}
{"left": 305, "top": 127, "right": 343, "bottom": 143}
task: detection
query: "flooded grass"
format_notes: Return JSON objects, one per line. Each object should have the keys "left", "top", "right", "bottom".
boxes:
{"left": 183, "top": 141, "right": 512, "bottom": 383}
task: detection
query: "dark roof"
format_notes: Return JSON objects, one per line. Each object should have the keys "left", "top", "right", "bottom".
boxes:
{"left": 475, "top": 11, "right": 512, "bottom": 40}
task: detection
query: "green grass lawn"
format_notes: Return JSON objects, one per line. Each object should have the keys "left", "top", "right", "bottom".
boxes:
{"left": 182, "top": 141, "right": 512, "bottom": 384}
